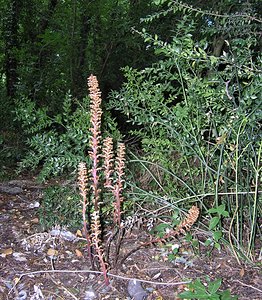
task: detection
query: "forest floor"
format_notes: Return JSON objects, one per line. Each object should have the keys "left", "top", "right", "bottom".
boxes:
{"left": 0, "top": 177, "right": 261, "bottom": 300}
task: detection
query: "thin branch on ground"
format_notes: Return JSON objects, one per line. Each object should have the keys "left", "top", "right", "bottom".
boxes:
{"left": 233, "top": 280, "right": 262, "bottom": 293}
{"left": 47, "top": 273, "right": 79, "bottom": 300}
{"left": 9, "top": 269, "right": 191, "bottom": 295}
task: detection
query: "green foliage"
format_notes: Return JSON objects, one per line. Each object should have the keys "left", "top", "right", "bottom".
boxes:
{"left": 1, "top": 0, "right": 158, "bottom": 112}
{"left": 178, "top": 277, "right": 238, "bottom": 300}
{"left": 109, "top": 7, "right": 262, "bottom": 260}
{"left": 15, "top": 93, "right": 121, "bottom": 182}
{"left": 39, "top": 186, "right": 81, "bottom": 230}
{"left": 15, "top": 93, "right": 91, "bottom": 181}
{"left": 208, "top": 204, "right": 229, "bottom": 230}
{"left": 203, "top": 204, "right": 229, "bottom": 251}
{"left": 185, "top": 232, "right": 200, "bottom": 255}
{"left": 110, "top": 31, "right": 261, "bottom": 192}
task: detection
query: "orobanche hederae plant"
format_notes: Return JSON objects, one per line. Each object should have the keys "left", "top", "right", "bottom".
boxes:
{"left": 78, "top": 75, "right": 200, "bottom": 285}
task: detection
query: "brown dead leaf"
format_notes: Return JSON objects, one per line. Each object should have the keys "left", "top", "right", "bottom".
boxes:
{"left": 239, "top": 268, "right": 245, "bottom": 277}
{"left": 14, "top": 277, "right": 20, "bottom": 284}
{"left": 75, "top": 249, "right": 83, "bottom": 257}
{"left": 47, "top": 248, "right": 58, "bottom": 257}
{"left": 1, "top": 248, "right": 13, "bottom": 256}
{"left": 31, "top": 217, "right": 39, "bottom": 224}
{"left": 76, "top": 229, "right": 82, "bottom": 237}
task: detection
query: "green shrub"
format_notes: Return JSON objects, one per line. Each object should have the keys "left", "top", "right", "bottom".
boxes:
{"left": 109, "top": 33, "right": 261, "bottom": 192}
{"left": 15, "top": 93, "right": 120, "bottom": 182}
{"left": 178, "top": 277, "right": 238, "bottom": 300}
{"left": 108, "top": 8, "right": 261, "bottom": 260}
{"left": 38, "top": 186, "right": 82, "bottom": 230}
{"left": 15, "top": 93, "right": 90, "bottom": 181}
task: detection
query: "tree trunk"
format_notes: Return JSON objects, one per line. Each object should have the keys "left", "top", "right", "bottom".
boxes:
{"left": 72, "top": 13, "right": 90, "bottom": 97}
{"left": 4, "top": 0, "right": 20, "bottom": 99}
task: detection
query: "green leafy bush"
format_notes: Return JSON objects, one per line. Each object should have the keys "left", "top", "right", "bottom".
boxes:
{"left": 110, "top": 33, "right": 261, "bottom": 192}
{"left": 109, "top": 8, "right": 261, "bottom": 260}
{"left": 15, "top": 93, "right": 90, "bottom": 181}
{"left": 38, "top": 186, "right": 81, "bottom": 230}
{"left": 15, "top": 93, "right": 120, "bottom": 182}
{"left": 178, "top": 277, "right": 238, "bottom": 300}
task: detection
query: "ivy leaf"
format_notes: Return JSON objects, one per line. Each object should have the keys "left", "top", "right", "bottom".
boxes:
{"left": 207, "top": 278, "right": 222, "bottom": 294}
{"left": 213, "top": 230, "right": 222, "bottom": 241}
{"left": 209, "top": 217, "right": 220, "bottom": 230}
{"left": 192, "top": 278, "right": 208, "bottom": 293}
{"left": 208, "top": 207, "right": 218, "bottom": 214}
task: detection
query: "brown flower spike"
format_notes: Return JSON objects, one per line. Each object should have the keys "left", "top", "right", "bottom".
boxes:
{"left": 78, "top": 162, "right": 92, "bottom": 263}
{"left": 102, "top": 137, "right": 114, "bottom": 188}
{"left": 120, "top": 205, "right": 200, "bottom": 265}
{"left": 88, "top": 75, "right": 103, "bottom": 211}
{"left": 91, "top": 210, "right": 109, "bottom": 285}
{"left": 113, "top": 143, "right": 126, "bottom": 226}
{"left": 88, "top": 75, "right": 109, "bottom": 284}
{"left": 156, "top": 205, "right": 200, "bottom": 242}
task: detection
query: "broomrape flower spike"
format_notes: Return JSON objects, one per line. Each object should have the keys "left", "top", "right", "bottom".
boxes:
{"left": 88, "top": 74, "right": 103, "bottom": 211}
{"left": 87, "top": 75, "right": 109, "bottom": 284}
{"left": 119, "top": 205, "right": 200, "bottom": 265}
{"left": 175, "top": 205, "right": 200, "bottom": 235}
{"left": 77, "top": 75, "right": 110, "bottom": 285}
{"left": 113, "top": 143, "right": 126, "bottom": 226}
{"left": 102, "top": 139, "right": 126, "bottom": 226}
{"left": 78, "top": 162, "right": 88, "bottom": 199}
{"left": 79, "top": 75, "right": 199, "bottom": 287}
{"left": 159, "top": 205, "right": 200, "bottom": 241}
{"left": 78, "top": 76, "right": 135, "bottom": 285}
{"left": 78, "top": 162, "right": 92, "bottom": 263}
{"left": 91, "top": 210, "right": 109, "bottom": 285}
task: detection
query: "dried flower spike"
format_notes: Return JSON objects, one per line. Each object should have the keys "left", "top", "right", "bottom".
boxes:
{"left": 103, "top": 137, "right": 114, "bottom": 188}
{"left": 91, "top": 210, "right": 109, "bottom": 285}
{"left": 88, "top": 74, "right": 103, "bottom": 211}
{"left": 149, "top": 205, "right": 199, "bottom": 243}
{"left": 78, "top": 162, "right": 92, "bottom": 261}
{"left": 176, "top": 205, "right": 200, "bottom": 234}
{"left": 113, "top": 143, "right": 126, "bottom": 225}
{"left": 78, "top": 162, "right": 88, "bottom": 198}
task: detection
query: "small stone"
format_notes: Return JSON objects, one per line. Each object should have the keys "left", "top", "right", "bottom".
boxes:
{"left": 0, "top": 185, "right": 23, "bottom": 195}
{"left": 84, "top": 288, "right": 97, "bottom": 300}
{"left": 127, "top": 280, "right": 148, "bottom": 300}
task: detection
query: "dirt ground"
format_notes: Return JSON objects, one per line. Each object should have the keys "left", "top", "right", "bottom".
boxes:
{"left": 0, "top": 179, "right": 261, "bottom": 300}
